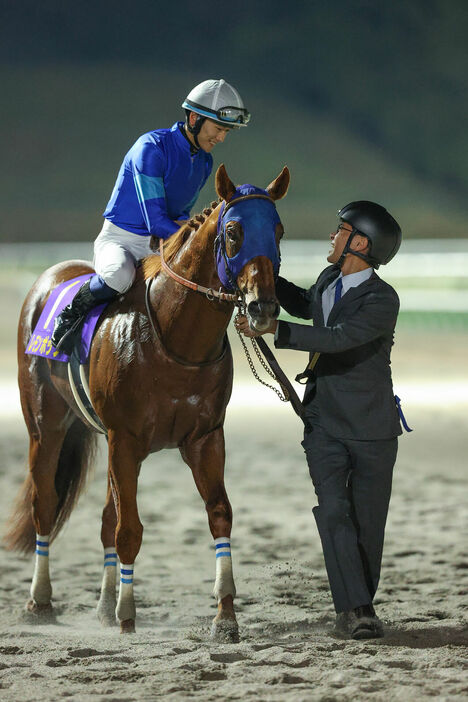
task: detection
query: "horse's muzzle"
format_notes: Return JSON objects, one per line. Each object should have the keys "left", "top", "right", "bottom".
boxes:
{"left": 247, "top": 298, "right": 280, "bottom": 331}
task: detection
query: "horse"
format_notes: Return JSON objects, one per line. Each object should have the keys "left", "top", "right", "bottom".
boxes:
{"left": 5, "top": 164, "right": 290, "bottom": 639}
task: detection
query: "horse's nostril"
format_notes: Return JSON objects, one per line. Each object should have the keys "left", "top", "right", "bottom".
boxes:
{"left": 247, "top": 300, "right": 260, "bottom": 316}
{"left": 247, "top": 299, "right": 279, "bottom": 318}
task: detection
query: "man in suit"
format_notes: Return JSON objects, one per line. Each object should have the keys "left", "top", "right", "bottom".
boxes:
{"left": 236, "top": 200, "right": 403, "bottom": 639}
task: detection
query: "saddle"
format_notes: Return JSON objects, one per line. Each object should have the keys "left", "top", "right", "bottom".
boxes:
{"left": 25, "top": 274, "right": 109, "bottom": 434}
{"left": 25, "top": 274, "right": 109, "bottom": 364}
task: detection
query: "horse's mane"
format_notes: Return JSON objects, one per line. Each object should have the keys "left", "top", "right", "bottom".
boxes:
{"left": 142, "top": 200, "right": 221, "bottom": 281}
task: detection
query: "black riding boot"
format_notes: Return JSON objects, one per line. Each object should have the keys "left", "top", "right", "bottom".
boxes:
{"left": 51, "top": 278, "right": 106, "bottom": 354}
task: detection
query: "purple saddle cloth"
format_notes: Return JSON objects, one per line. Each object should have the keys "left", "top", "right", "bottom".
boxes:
{"left": 25, "top": 274, "right": 109, "bottom": 363}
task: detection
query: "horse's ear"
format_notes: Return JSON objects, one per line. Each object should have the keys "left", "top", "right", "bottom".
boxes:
{"left": 215, "top": 164, "right": 237, "bottom": 202}
{"left": 266, "top": 166, "right": 290, "bottom": 201}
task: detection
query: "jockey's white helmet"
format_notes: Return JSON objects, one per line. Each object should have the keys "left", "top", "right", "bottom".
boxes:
{"left": 182, "top": 79, "right": 250, "bottom": 128}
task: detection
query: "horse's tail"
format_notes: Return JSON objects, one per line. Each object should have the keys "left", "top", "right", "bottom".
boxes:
{"left": 3, "top": 419, "right": 97, "bottom": 553}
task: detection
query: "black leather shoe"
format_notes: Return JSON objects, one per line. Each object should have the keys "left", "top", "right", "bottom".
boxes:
{"left": 51, "top": 280, "right": 96, "bottom": 355}
{"left": 335, "top": 604, "right": 384, "bottom": 640}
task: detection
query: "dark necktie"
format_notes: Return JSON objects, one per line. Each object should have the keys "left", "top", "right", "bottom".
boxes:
{"left": 334, "top": 276, "right": 343, "bottom": 305}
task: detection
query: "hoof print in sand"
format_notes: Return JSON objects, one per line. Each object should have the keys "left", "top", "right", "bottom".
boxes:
{"left": 22, "top": 601, "right": 57, "bottom": 624}
{"left": 210, "top": 651, "right": 248, "bottom": 663}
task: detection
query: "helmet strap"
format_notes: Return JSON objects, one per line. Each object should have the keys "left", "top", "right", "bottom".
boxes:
{"left": 185, "top": 109, "right": 205, "bottom": 149}
{"left": 337, "top": 230, "right": 379, "bottom": 269}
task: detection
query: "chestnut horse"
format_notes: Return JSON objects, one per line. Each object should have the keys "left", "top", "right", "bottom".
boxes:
{"left": 5, "top": 164, "right": 290, "bottom": 639}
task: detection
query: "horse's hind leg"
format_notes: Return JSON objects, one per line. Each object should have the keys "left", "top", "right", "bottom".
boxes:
{"left": 7, "top": 354, "right": 96, "bottom": 618}
{"left": 96, "top": 474, "right": 118, "bottom": 626}
{"left": 181, "top": 428, "right": 238, "bottom": 643}
{"left": 24, "top": 391, "right": 71, "bottom": 614}
{"left": 27, "top": 435, "right": 61, "bottom": 613}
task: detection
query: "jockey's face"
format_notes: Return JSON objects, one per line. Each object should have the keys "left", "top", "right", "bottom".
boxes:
{"left": 197, "top": 118, "right": 232, "bottom": 152}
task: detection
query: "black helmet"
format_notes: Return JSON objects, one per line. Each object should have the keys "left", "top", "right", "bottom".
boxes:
{"left": 338, "top": 200, "right": 402, "bottom": 268}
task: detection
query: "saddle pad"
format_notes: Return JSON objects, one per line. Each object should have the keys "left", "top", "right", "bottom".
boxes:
{"left": 25, "top": 274, "right": 109, "bottom": 363}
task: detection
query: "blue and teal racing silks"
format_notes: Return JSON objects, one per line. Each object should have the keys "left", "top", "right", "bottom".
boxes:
{"left": 103, "top": 122, "right": 213, "bottom": 239}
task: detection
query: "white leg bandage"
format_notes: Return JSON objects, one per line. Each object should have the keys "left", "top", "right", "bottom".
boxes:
{"left": 213, "top": 537, "right": 236, "bottom": 602}
{"left": 102, "top": 547, "right": 117, "bottom": 588}
{"left": 31, "top": 534, "right": 52, "bottom": 605}
{"left": 116, "top": 563, "right": 136, "bottom": 622}
{"left": 97, "top": 547, "right": 118, "bottom": 625}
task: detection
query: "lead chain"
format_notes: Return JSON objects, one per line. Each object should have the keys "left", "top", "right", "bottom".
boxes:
{"left": 234, "top": 314, "right": 289, "bottom": 403}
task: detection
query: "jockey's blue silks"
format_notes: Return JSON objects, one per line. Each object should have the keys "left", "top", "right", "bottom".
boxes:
{"left": 215, "top": 185, "right": 281, "bottom": 291}
{"left": 104, "top": 122, "right": 212, "bottom": 239}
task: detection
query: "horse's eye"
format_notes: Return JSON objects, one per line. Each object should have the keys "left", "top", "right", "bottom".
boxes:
{"left": 225, "top": 222, "right": 244, "bottom": 257}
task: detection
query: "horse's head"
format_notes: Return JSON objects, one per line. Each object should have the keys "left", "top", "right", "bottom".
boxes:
{"left": 215, "top": 164, "right": 290, "bottom": 331}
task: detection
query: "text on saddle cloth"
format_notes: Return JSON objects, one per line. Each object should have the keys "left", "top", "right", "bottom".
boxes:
{"left": 25, "top": 274, "right": 110, "bottom": 364}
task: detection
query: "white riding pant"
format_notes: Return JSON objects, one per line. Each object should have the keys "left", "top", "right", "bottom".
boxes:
{"left": 94, "top": 220, "right": 153, "bottom": 293}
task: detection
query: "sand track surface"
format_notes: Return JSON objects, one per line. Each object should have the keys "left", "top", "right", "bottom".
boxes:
{"left": 0, "top": 264, "right": 467, "bottom": 699}
{"left": 0, "top": 361, "right": 467, "bottom": 702}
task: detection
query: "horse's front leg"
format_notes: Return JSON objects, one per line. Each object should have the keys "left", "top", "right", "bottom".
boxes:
{"left": 96, "top": 474, "right": 118, "bottom": 626}
{"left": 107, "top": 431, "right": 144, "bottom": 634}
{"left": 181, "top": 428, "right": 238, "bottom": 643}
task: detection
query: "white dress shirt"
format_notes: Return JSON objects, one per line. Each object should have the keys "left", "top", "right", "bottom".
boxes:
{"left": 322, "top": 268, "right": 373, "bottom": 325}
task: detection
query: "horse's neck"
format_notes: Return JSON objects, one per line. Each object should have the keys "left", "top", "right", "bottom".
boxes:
{"left": 152, "top": 213, "right": 233, "bottom": 363}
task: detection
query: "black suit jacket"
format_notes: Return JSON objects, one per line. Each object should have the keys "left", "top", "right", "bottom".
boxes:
{"left": 274, "top": 265, "right": 402, "bottom": 440}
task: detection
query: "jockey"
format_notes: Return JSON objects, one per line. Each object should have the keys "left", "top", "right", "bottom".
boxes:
{"left": 51, "top": 79, "right": 250, "bottom": 355}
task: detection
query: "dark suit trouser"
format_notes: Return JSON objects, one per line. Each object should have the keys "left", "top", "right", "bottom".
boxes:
{"left": 302, "top": 426, "right": 398, "bottom": 613}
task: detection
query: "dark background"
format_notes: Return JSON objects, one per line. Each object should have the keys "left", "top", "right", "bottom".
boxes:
{"left": 1, "top": 0, "right": 467, "bottom": 241}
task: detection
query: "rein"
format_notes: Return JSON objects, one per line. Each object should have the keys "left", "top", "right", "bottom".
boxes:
{"left": 232, "top": 316, "right": 309, "bottom": 429}
{"left": 144, "top": 277, "right": 229, "bottom": 367}
{"left": 158, "top": 239, "right": 240, "bottom": 304}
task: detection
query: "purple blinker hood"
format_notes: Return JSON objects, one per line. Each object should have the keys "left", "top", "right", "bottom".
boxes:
{"left": 215, "top": 184, "right": 281, "bottom": 291}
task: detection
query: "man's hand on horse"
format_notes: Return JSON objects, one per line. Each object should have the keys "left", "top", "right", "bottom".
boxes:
{"left": 235, "top": 314, "right": 278, "bottom": 337}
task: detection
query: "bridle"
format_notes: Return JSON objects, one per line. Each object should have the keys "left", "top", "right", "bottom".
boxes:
{"left": 158, "top": 192, "right": 277, "bottom": 310}
{"left": 214, "top": 193, "right": 277, "bottom": 295}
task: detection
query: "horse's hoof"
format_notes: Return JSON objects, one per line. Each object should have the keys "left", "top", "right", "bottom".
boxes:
{"left": 23, "top": 599, "right": 56, "bottom": 623}
{"left": 97, "top": 612, "right": 118, "bottom": 627}
{"left": 25, "top": 599, "right": 53, "bottom": 613}
{"left": 120, "top": 618, "right": 135, "bottom": 634}
{"left": 210, "top": 618, "right": 239, "bottom": 643}
{"left": 96, "top": 601, "right": 118, "bottom": 627}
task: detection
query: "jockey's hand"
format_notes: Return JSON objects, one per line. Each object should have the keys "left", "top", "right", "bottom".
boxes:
{"left": 234, "top": 315, "right": 278, "bottom": 337}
